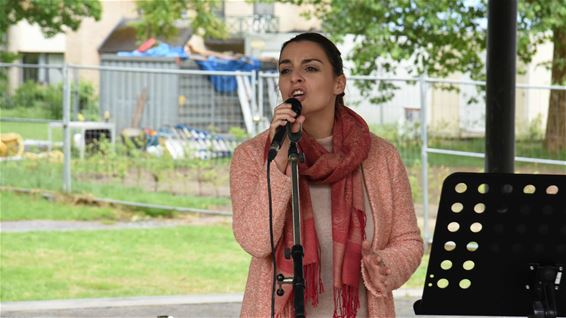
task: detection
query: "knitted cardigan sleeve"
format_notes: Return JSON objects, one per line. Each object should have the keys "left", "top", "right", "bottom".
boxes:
{"left": 230, "top": 132, "right": 292, "bottom": 258}
{"left": 361, "top": 137, "right": 424, "bottom": 296}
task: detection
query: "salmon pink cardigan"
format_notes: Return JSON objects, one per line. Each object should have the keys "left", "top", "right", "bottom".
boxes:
{"left": 230, "top": 131, "right": 424, "bottom": 317}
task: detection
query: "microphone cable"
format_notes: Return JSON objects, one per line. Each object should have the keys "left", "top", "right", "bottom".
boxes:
{"left": 266, "top": 159, "right": 277, "bottom": 318}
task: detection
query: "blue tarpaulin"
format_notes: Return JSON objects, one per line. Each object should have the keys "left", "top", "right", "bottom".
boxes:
{"left": 117, "top": 43, "right": 188, "bottom": 58}
{"left": 195, "top": 56, "right": 261, "bottom": 93}
{"left": 117, "top": 43, "right": 261, "bottom": 93}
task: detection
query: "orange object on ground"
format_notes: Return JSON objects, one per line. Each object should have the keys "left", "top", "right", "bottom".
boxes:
{"left": 137, "top": 38, "right": 156, "bottom": 52}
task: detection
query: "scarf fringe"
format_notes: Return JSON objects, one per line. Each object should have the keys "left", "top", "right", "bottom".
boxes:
{"left": 333, "top": 286, "right": 360, "bottom": 318}
{"left": 304, "top": 262, "right": 324, "bottom": 307}
{"left": 276, "top": 296, "right": 294, "bottom": 318}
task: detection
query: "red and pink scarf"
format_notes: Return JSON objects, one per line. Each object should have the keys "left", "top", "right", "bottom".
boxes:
{"left": 265, "top": 106, "right": 371, "bottom": 317}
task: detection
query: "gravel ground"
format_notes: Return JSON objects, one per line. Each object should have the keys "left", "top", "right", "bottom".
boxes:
{"left": 0, "top": 293, "right": 444, "bottom": 318}
{"left": 0, "top": 218, "right": 229, "bottom": 233}
{"left": 0, "top": 291, "right": 494, "bottom": 318}
{"left": 0, "top": 220, "right": 189, "bottom": 232}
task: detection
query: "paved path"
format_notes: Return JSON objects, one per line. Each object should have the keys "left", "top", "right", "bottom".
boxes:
{"left": 0, "top": 294, "right": 244, "bottom": 318}
{"left": 1, "top": 290, "right": 462, "bottom": 318}
{"left": 0, "top": 218, "right": 228, "bottom": 233}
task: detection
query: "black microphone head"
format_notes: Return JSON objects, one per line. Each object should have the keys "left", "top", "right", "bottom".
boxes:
{"left": 284, "top": 98, "right": 302, "bottom": 116}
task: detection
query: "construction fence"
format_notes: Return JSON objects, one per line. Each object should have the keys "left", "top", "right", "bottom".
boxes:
{"left": 1, "top": 62, "right": 565, "bottom": 242}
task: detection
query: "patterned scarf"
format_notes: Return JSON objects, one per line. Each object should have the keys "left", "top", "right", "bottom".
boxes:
{"left": 266, "top": 106, "right": 371, "bottom": 317}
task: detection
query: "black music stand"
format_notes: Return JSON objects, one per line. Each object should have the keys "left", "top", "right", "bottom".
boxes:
{"left": 414, "top": 172, "right": 566, "bottom": 317}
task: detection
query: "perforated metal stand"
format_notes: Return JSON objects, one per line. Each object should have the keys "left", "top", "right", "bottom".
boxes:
{"left": 414, "top": 172, "right": 566, "bottom": 317}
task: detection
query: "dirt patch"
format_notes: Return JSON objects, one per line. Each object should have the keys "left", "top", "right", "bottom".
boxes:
{"left": 75, "top": 165, "right": 231, "bottom": 197}
{"left": 0, "top": 215, "right": 231, "bottom": 233}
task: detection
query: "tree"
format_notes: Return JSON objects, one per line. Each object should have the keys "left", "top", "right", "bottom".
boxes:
{"left": 134, "top": 0, "right": 228, "bottom": 41}
{"left": 0, "top": 0, "right": 101, "bottom": 108}
{"left": 0, "top": 0, "right": 102, "bottom": 63}
{"left": 282, "top": 0, "right": 566, "bottom": 151}
{"left": 0, "top": 0, "right": 102, "bottom": 37}
{"left": 520, "top": 1, "right": 566, "bottom": 151}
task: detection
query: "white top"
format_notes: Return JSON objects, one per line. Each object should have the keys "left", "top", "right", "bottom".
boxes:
{"left": 305, "top": 135, "right": 374, "bottom": 317}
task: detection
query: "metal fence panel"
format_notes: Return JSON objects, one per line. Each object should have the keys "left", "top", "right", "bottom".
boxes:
{"left": 178, "top": 68, "right": 245, "bottom": 133}
{"left": 0, "top": 63, "right": 65, "bottom": 191}
{"left": 99, "top": 56, "right": 179, "bottom": 134}
{"left": 2, "top": 62, "right": 565, "bottom": 247}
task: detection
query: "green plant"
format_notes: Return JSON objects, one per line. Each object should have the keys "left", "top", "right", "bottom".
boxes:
{"left": 369, "top": 123, "right": 423, "bottom": 166}
{"left": 189, "top": 158, "right": 213, "bottom": 196}
{"left": 11, "top": 81, "right": 47, "bottom": 109}
{"left": 369, "top": 123, "right": 399, "bottom": 142}
{"left": 517, "top": 113, "right": 544, "bottom": 141}
{"left": 44, "top": 83, "right": 64, "bottom": 119}
{"left": 3, "top": 81, "right": 98, "bottom": 120}
{"left": 0, "top": 53, "right": 17, "bottom": 108}
{"left": 75, "top": 81, "right": 99, "bottom": 121}
{"left": 228, "top": 126, "right": 248, "bottom": 141}
{"left": 397, "top": 120, "right": 421, "bottom": 146}
{"left": 145, "top": 154, "right": 173, "bottom": 192}
{"left": 4, "top": 81, "right": 61, "bottom": 118}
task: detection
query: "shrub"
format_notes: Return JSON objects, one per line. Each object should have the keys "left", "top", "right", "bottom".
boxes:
{"left": 75, "top": 81, "right": 99, "bottom": 120}
{"left": 2, "top": 81, "right": 98, "bottom": 120}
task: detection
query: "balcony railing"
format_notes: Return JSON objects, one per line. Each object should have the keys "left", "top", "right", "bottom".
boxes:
{"left": 224, "top": 15, "right": 280, "bottom": 36}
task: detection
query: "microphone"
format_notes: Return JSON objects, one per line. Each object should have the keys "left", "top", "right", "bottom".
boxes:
{"left": 267, "top": 98, "right": 302, "bottom": 162}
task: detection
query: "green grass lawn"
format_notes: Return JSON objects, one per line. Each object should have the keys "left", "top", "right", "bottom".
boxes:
{"left": 0, "top": 188, "right": 231, "bottom": 221}
{"left": 0, "top": 161, "right": 64, "bottom": 192}
{"left": 0, "top": 121, "right": 63, "bottom": 141}
{"left": 406, "top": 253, "right": 429, "bottom": 290}
{"left": 0, "top": 224, "right": 428, "bottom": 302}
{"left": 0, "top": 160, "right": 232, "bottom": 212}
{"left": 0, "top": 225, "right": 251, "bottom": 301}
{"left": 0, "top": 191, "right": 117, "bottom": 221}
{"left": 0, "top": 107, "right": 52, "bottom": 121}
{"left": 71, "top": 182, "right": 231, "bottom": 211}
{"left": 0, "top": 189, "right": 427, "bottom": 302}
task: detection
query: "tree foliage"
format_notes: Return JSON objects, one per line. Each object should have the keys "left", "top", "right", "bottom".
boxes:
{"left": 0, "top": 0, "right": 102, "bottom": 106}
{"left": 0, "top": 0, "right": 102, "bottom": 37}
{"left": 519, "top": 0, "right": 566, "bottom": 150}
{"left": 282, "top": 0, "right": 566, "bottom": 150}
{"left": 134, "top": 0, "right": 228, "bottom": 41}
{"left": 283, "top": 0, "right": 564, "bottom": 81}
{"left": 518, "top": 0, "right": 566, "bottom": 82}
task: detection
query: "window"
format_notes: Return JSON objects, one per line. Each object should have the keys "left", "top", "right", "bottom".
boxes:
{"left": 22, "top": 53, "right": 39, "bottom": 83}
{"left": 213, "top": 1, "right": 225, "bottom": 19}
{"left": 20, "top": 53, "right": 64, "bottom": 84}
{"left": 254, "top": 2, "right": 274, "bottom": 15}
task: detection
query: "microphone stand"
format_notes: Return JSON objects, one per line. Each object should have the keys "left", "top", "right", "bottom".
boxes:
{"left": 276, "top": 125, "right": 305, "bottom": 318}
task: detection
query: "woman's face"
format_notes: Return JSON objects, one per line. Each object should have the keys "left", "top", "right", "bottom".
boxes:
{"left": 278, "top": 41, "right": 345, "bottom": 118}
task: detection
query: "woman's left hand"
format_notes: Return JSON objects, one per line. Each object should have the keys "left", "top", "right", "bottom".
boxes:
{"left": 361, "top": 240, "right": 391, "bottom": 294}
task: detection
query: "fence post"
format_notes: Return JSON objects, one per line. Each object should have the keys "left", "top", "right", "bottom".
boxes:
{"left": 62, "top": 64, "right": 72, "bottom": 193}
{"left": 257, "top": 71, "right": 264, "bottom": 134}
{"left": 251, "top": 71, "right": 258, "bottom": 135}
{"left": 419, "top": 75, "right": 430, "bottom": 247}
{"left": 72, "top": 67, "right": 79, "bottom": 121}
